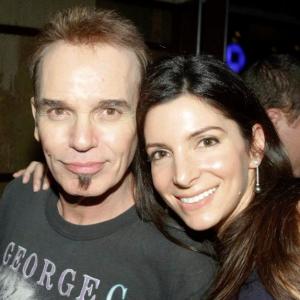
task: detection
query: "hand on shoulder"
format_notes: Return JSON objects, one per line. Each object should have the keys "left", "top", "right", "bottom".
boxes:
{"left": 13, "top": 161, "right": 49, "bottom": 192}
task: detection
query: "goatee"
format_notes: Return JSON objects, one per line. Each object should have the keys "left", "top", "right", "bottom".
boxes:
{"left": 78, "top": 174, "right": 92, "bottom": 190}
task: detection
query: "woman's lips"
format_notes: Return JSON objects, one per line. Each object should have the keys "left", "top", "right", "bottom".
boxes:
{"left": 64, "top": 162, "right": 105, "bottom": 174}
{"left": 175, "top": 186, "right": 218, "bottom": 211}
{"left": 179, "top": 187, "right": 217, "bottom": 204}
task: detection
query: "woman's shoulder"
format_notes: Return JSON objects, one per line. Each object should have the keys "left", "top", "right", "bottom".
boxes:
{"left": 238, "top": 272, "right": 275, "bottom": 300}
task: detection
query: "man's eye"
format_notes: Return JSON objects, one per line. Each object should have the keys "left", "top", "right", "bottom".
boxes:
{"left": 96, "top": 107, "right": 122, "bottom": 120}
{"left": 53, "top": 108, "right": 65, "bottom": 115}
{"left": 47, "top": 108, "right": 69, "bottom": 120}
{"left": 105, "top": 108, "right": 118, "bottom": 115}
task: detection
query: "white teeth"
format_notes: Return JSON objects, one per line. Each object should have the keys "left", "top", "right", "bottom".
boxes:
{"left": 180, "top": 187, "right": 217, "bottom": 204}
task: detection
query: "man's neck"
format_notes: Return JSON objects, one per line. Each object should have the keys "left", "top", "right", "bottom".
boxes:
{"left": 57, "top": 174, "right": 135, "bottom": 225}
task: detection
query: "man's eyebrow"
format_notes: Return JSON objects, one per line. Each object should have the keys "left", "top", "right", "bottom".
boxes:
{"left": 36, "top": 98, "right": 66, "bottom": 109}
{"left": 97, "top": 99, "right": 131, "bottom": 110}
{"left": 36, "top": 98, "right": 132, "bottom": 110}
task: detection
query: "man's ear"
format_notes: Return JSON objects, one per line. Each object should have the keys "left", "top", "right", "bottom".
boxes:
{"left": 31, "top": 97, "right": 40, "bottom": 142}
{"left": 249, "top": 123, "right": 265, "bottom": 168}
{"left": 266, "top": 108, "right": 283, "bottom": 128}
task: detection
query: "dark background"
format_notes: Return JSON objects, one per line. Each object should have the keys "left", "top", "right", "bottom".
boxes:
{"left": 97, "top": 0, "right": 299, "bottom": 71}
{"left": 0, "top": 0, "right": 299, "bottom": 192}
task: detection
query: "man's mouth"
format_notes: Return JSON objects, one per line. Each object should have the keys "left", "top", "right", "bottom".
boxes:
{"left": 64, "top": 162, "right": 105, "bottom": 175}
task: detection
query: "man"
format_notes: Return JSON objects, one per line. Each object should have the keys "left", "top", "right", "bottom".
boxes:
{"left": 243, "top": 54, "right": 300, "bottom": 177}
{"left": 0, "top": 7, "right": 215, "bottom": 299}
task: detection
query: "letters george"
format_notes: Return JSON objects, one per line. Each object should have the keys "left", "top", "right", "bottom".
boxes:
{"left": 2, "top": 241, "right": 128, "bottom": 299}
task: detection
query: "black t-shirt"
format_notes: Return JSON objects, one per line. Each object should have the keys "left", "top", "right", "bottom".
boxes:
{"left": 0, "top": 178, "right": 216, "bottom": 299}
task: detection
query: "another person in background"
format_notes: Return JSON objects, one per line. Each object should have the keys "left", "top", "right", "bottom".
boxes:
{"left": 135, "top": 55, "right": 300, "bottom": 299}
{"left": 0, "top": 8, "right": 215, "bottom": 299}
{"left": 243, "top": 54, "right": 300, "bottom": 177}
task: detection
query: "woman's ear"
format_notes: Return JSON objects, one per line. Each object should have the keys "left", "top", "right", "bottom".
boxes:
{"left": 249, "top": 123, "right": 265, "bottom": 168}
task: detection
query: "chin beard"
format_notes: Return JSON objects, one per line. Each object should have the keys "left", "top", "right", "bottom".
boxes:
{"left": 78, "top": 174, "right": 92, "bottom": 190}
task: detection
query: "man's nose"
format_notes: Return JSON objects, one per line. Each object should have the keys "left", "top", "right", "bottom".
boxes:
{"left": 69, "top": 115, "right": 97, "bottom": 152}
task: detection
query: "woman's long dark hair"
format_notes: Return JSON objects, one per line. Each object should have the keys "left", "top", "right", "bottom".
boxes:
{"left": 134, "top": 55, "right": 300, "bottom": 299}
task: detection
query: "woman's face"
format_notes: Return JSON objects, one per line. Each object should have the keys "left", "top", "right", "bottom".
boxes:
{"left": 144, "top": 94, "right": 259, "bottom": 232}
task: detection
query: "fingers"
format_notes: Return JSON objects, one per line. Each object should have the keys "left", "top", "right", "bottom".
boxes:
{"left": 42, "top": 175, "right": 50, "bottom": 191}
{"left": 13, "top": 169, "right": 26, "bottom": 178}
{"left": 13, "top": 161, "right": 49, "bottom": 192}
{"left": 13, "top": 164, "right": 35, "bottom": 184}
{"left": 31, "top": 162, "right": 47, "bottom": 192}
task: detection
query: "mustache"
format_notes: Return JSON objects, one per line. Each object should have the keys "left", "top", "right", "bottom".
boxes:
{"left": 78, "top": 174, "right": 92, "bottom": 190}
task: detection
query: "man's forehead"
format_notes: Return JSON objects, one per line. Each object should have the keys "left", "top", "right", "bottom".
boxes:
{"left": 41, "top": 41, "right": 141, "bottom": 75}
{"left": 38, "top": 42, "right": 141, "bottom": 104}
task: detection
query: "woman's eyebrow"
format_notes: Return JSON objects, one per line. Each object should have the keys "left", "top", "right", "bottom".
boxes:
{"left": 189, "top": 126, "right": 225, "bottom": 139}
{"left": 145, "top": 142, "right": 168, "bottom": 150}
{"left": 146, "top": 126, "right": 225, "bottom": 150}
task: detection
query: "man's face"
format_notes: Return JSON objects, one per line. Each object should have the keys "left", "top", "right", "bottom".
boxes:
{"left": 32, "top": 42, "right": 140, "bottom": 198}
{"left": 276, "top": 113, "right": 300, "bottom": 177}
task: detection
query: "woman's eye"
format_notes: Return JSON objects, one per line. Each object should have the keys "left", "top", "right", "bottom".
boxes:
{"left": 200, "top": 137, "right": 219, "bottom": 147}
{"left": 149, "top": 150, "right": 169, "bottom": 162}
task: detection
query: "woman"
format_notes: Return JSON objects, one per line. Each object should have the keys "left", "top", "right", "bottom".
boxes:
{"left": 134, "top": 55, "right": 300, "bottom": 299}
{"left": 16, "top": 55, "right": 300, "bottom": 299}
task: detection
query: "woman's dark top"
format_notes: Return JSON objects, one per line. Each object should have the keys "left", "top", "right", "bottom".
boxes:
{"left": 238, "top": 272, "right": 274, "bottom": 300}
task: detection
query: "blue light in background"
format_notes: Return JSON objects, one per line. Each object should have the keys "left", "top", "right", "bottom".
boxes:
{"left": 226, "top": 43, "right": 246, "bottom": 73}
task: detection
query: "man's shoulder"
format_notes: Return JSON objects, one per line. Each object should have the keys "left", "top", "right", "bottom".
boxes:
{"left": 126, "top": 218, "right": 217, "bottom": 298}
{"left": 132, "top": 217, "right": 216, "bottom": 269}
{"left": 3, "top": 176, "right": 31, "bottom": 192}
{"left": 1, "top": 177, "right": 52, "bottom": 208}
{"left": 0, "top": 178, "right": 53, "bottom": 233}
{"left": 133, "top": 217, "right": 215, "bottom": 255}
